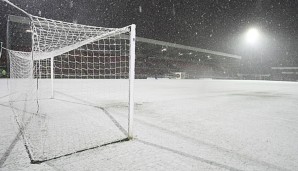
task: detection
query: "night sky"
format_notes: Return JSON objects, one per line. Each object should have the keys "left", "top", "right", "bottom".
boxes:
{"left": 1, "top": 0, "right": 298, "bottom": 67}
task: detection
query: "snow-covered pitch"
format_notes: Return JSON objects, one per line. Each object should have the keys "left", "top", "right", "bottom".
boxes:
{"left": 0, "top": 79, "right": 298, "bottom": 170}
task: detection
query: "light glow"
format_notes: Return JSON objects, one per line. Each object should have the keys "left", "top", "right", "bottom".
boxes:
{"left": 245, "top": 28, "right": 259, "bottom": 45}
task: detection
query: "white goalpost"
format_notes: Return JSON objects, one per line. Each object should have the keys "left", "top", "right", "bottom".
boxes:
{"left": 5, "top": 0, "right": 135, "bottom": 163}
{"left": 128, "top": 24, "right": 136, "bottom": 139}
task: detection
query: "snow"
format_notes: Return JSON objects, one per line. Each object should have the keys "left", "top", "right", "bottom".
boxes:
{"left": 0, "top": 79, "right": 298, "bottom": 170}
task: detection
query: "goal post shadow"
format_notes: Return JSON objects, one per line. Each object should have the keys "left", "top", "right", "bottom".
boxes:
{"left": 2, "top": 91, "right": 131, "bottom": 164}
{"left": 53, "top": 90, "right": 128, "bottom": 136}
{"left": 22, "top": 90, "right": 131, "bottom": 164}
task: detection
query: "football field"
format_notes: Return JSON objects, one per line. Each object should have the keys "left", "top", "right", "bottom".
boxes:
{"left": 0, "top": 79, "right": 298, "bottom": 170}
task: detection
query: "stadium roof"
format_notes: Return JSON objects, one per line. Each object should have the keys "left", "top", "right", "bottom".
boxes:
{"left": 271, "top": 67, "right": 298, "bottom": 70}
{"left": 136, "top": 37, "right": 241, "bottom": 59}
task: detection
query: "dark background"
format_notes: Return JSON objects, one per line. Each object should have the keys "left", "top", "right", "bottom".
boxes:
{"left": 1, "top": 0, "right": 298, "bottom": 74}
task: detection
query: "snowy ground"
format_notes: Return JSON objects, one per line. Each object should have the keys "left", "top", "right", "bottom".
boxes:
{"left": 0, "top": 79, "right": 298, "bottom": 170}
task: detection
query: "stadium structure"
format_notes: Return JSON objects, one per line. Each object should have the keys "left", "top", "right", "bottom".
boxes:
{"left": 4, "top": 15, "right": 242, "bottom": 81}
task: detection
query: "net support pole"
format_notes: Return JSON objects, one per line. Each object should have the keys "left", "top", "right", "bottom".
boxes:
{"left": 128, "top": 24, "right": 136, "bottom": 139}
{"left": 51, "top": 56, "right": 54, "bottom": 98}
{"left": 0, "top": 42, "right": 2, "bottom": 58}
{"left": 6, "top": 16, "right": 10, "bottom": 76}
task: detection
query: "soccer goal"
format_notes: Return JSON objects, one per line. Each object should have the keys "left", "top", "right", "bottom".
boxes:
{"left": 6, "top": 6, "right": 135, "bottom": 162}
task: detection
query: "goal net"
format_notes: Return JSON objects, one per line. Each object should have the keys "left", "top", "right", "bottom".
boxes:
{"left": 8, "top": 15, "right": 135, "bottom": 162}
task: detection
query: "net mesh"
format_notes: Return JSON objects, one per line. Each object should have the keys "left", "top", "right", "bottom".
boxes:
{"left": 9, "top": 15, "right": 133, "bottom": 162}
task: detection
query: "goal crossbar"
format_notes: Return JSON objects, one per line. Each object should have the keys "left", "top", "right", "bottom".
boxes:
{"left": 33, "top": 26, "right": 130, "bottom": 60}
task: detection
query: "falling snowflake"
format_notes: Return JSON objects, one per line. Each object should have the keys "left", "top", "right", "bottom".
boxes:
{"left": 70, "top": 1, "right": 73, "bottom": 8}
